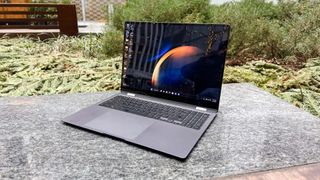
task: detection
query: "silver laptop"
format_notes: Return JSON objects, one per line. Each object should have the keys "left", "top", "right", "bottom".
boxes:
{"left": 63, "top": 22, "right": 230, "bottom": 159}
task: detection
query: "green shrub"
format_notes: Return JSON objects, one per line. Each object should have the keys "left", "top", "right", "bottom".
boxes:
{"left": 111, "top": 0, "right": 210, "bottom": 31}
{"left": 107, "top": 0, "right": 320, "bottom": 65}
{"left": 208, "top": 0, "right": 283, "bottom": 57}
{"left": 211, "top": 0, "right": 320, "bottom": 61}
{"left": 102, "top": 28, "right": 123, "bottom": 58}
{"left": 107, "top": 0, "right": 213, "bottom": 59}
{"left": 277, "top": 1, "right": 320, "bottom": 59}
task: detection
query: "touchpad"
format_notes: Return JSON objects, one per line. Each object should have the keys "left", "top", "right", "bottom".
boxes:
{"left": 84, "top": 110, "right": 154, "bottom": 140}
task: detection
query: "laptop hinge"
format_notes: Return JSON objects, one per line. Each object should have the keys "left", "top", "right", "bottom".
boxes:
{"left": 127, "top": 93, "right": 136, "bottom": 97}
{"left": 196, "top": 107, "right": 207, "bottom": 111}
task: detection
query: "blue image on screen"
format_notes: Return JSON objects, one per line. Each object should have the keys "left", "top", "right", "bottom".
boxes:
{"left": 122, "top": 22, "right": 229, "bottom": 108}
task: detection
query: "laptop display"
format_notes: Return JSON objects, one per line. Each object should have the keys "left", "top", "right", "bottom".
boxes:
{"left": 122, "top": 22, "right": 230, "bottom": 109}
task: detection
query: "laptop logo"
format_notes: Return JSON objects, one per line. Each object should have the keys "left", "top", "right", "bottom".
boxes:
{"left": 196, "top": 107, "right": 207, "bottom": 111}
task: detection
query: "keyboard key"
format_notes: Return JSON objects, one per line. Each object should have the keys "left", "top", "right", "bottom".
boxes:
{"left": 99, "top": 96, "right": 209, "bottom": 130}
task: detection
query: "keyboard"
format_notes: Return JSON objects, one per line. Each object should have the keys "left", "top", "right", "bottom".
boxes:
{"left": 99, "top": 96, "right": 209, "bottom": 130}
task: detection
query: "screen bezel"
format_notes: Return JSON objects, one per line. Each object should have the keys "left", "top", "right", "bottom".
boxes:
{"left": 120, "top": 21, "right": 230, "bottom": 110}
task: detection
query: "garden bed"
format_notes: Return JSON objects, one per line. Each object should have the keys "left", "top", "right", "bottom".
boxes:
{"left": 0, "top": 36, "right": 121, "bottom": 96}
{"left": 0, "top": 36, "right": 319, "bottom": 117}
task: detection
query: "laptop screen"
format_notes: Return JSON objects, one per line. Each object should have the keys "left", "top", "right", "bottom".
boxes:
{"left": 121, "top": 22, "right": 230, "bottom": 110}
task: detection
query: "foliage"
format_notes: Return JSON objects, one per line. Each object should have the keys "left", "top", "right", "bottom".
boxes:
{"left": 224, "top": 58, "right": 320, "bottom": 117}
{"left": 102, "top": 28, "right": 124, "bottom": 58}
{"left": 209, "top": 0, "right": 282, "bottom": 57}
{"left": 0, "top": 37, "right": 121, "bottom": 97}
{"left": 108, "top": 0, "right": 320, "bottom": 66}
{"left": 105, "top": 0, "right": 210, "bottom": 57}
{"left": 277, "top": 1, "right": 320, "bottom": 60}
{"left": 110, "top": 0, "right": 210, "bottom": 31}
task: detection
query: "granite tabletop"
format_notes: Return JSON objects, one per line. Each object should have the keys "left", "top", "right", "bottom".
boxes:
{"left": 0, "top": 83, "right": 319, "bottom": 179}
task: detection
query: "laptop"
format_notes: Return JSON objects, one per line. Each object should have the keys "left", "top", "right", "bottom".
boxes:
{"left": 63, "top": 22, "right": 230, "bottom": 159}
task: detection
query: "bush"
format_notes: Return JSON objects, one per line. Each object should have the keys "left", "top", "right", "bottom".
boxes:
{"left": 106, "top": 0, "right": 320, "bottom": 66}
{"left": 111, "top": 0, "right": 210, "bottom": 31}
{"left": 107, "top": 0, "right": 211, "bottom": 58}
{"left": 208, "top": 0, "right": 320, "bottom": 61}
{"left": 277, "top": 1, "right": 320, "bottom": 60}
{"left": 102, "top": 28, "right": 123, "bottom": 57}
{"left": 208, "top": 0, "right": 283, "bottom": 56}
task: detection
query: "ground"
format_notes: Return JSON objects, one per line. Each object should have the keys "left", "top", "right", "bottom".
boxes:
{"left": 0, "top": 37, "right": 319, "bottom": 117}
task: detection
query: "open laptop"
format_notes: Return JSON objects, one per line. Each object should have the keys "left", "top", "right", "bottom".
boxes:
{"left": 63, "top": 22, "right": 230, "bottom": 159}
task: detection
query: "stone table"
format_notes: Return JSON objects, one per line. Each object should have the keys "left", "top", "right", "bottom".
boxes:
{"left": 0, "top": 83, "right": 319, "bottom": 179}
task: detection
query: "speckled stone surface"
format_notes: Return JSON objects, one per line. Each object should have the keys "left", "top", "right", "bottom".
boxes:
{"left": 0, "top": 83, "right": 319, "bottom": 179}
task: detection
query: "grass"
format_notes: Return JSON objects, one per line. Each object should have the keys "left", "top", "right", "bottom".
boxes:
{"left": 0, "top": 36, "right": 319, "bottom": 117}
{"left": 0, "top": 36, "right": 121, "bottom": 96}
{"left": 224, "top": 59, "right": 320, "bottom": 117}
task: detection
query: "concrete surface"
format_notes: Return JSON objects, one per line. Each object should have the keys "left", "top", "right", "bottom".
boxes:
{"left": 0, "top": 83, "right": 319, "bottom": 179}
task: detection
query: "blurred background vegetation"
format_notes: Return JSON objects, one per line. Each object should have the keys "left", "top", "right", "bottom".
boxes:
{"left": 0, "top": 0, "right": 319, "bottom": 117}
{"left": 106, "top": 0, "right": 320, "bottom": 65}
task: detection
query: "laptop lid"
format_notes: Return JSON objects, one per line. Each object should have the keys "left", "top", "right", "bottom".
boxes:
{"left": 121, "top": 22, "right": 230, "bottom": 110}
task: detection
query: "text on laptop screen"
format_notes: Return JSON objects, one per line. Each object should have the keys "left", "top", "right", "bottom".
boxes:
{"left": 121, "top": 22, "right": 230, "bottom": 109}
